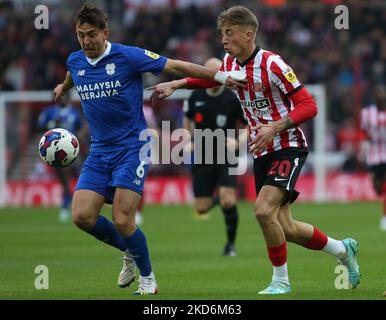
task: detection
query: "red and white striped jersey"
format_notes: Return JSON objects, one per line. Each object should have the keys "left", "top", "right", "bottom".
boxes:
{"left": 220, "top": 47, "right": 307, "bottom": 158}
{"left": 360, "top": 105, "right": 386, "bottom": 166}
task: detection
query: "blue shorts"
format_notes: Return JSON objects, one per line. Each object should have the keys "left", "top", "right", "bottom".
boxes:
{"left": 75, "top": 148, "right": 149, "bottom": 204}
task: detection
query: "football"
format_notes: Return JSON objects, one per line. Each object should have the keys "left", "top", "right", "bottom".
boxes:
{"left": 38, "top": 128, "right": 79, "bottom": 167}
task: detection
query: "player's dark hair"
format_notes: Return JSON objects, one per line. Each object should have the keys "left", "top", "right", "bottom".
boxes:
{"left": 217, "top": 6, "right": 258, "bottom": 33}
{"left": 75, "top": 2, "right": 108, "bottom": 29}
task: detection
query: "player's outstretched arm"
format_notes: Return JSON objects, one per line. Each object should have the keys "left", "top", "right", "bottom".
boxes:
{"left": 147, "top": 77, "right": 222, "bottom": 104}
{"left": 148, "top": 59, "right": 246, "bottom": 104}
{"left": 53, "top": 71, "right": 74, "bottom": 102}
{"left": 148, "top": 79, "right": 187, "bottom": 100}
{"left": 163, "top": 59, "right": 246, "bottom": 89}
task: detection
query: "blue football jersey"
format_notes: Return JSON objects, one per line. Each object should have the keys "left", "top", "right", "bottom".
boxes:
{"left": 66, "top": 42, "right": 167, "bottom": 152}
{"left": 38, "top": 105, "right": 83, "bottom": 133}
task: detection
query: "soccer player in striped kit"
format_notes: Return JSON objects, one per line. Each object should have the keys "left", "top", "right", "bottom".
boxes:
{"left": 360, "top": 84, "right": 386, "bottom": 231}
{"left": 150, "top": 6, "right": 361, "bottom": 295}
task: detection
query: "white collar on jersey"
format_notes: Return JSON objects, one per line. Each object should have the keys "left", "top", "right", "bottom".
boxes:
{"left": 206, "top": 85, "right": 225, "bottom": 97}
{"left": 85, "top": 41, "right": 111, "bottom": 66}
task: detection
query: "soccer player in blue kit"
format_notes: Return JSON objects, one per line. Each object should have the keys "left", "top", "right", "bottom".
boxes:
{"left": 53, "top": 3, "right": 245, "bottom": 295}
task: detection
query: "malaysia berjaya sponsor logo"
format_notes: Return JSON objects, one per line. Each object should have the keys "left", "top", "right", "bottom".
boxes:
{"left": 76, "top": 80, "right": 121, "bottom": 100}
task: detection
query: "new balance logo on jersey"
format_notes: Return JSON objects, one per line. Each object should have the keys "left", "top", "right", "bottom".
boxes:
{"left": 77, "top": 70, "right": 85, "bottom": 76}
{"left": 133, "top": 179, "right": 141, "bottom": 186}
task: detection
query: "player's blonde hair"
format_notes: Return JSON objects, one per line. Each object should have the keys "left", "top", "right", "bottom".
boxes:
{"left": 217, "top": 6, "right": 259, "bottom": 33}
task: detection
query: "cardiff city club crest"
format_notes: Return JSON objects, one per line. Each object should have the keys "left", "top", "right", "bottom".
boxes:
{"left": 105, "top": 63, "right": 116, "bottom": 75}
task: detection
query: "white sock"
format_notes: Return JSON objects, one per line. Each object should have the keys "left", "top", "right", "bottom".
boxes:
{"left": 322, "top": 237, "right": 346, "bottom": 259}
{"left": 272, "top": 263, "right": 289, "bottom": 284}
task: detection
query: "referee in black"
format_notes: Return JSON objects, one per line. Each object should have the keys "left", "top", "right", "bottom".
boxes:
{"left": 183, "top": 57, "right": 247, "bottom": 256}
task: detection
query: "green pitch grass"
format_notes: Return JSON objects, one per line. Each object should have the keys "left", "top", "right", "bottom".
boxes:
{"left": 0, "top": 202, "right": 385, "bottom": 300}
